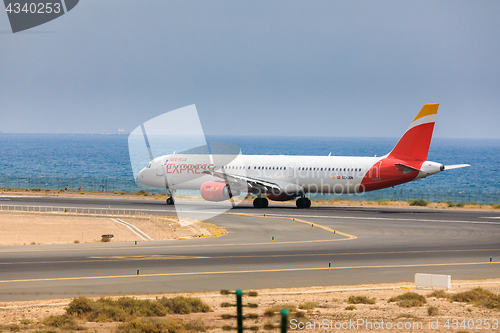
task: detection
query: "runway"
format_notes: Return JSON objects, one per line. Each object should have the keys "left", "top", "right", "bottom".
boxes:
{"left": 0, "top": 195, "right": 499, "bottom": 301}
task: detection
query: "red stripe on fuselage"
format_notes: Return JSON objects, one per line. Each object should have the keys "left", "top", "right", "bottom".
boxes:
{"left": 360, "top": 157, "right": 421, "bottom": 192}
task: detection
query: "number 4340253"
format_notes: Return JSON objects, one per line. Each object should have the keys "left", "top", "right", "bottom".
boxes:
{"left": 5, "top": 2, "right": 62, "bottom": 14}
{"left": 443, "top": 318, "right": 498, "bottom": 330}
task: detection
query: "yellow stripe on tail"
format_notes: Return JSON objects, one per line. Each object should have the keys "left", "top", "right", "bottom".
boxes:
{"left": 412, "top": 103, "right": 439, "bottom": 122}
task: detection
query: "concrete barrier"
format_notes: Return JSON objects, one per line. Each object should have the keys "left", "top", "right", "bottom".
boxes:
{"left": 415, "top": 273, "right": 451, "bottom": 290}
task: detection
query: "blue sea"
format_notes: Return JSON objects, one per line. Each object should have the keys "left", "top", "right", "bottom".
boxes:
{"left": 0, "top": 134, "right": 499, "bottom": 203}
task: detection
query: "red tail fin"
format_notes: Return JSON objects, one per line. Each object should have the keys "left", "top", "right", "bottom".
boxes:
{"left": 388, "top": 104, "right": 438, "bottom": 163}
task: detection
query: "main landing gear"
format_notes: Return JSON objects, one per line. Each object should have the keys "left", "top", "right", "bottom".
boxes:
{"left": 253, "top": 197, "right": 269, "bottom": 208}
{"left": 296, "top": 197, "right": 311, "bottom": 208}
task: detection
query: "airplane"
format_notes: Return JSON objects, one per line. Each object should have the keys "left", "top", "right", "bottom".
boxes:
{"left": 137, "top": 104, "right": 469, "bottom": 208}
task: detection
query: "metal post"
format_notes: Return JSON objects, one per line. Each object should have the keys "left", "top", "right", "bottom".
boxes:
{"left": 236, "top": 289, "right": 243, "bottom": 333}
{"left": 281, "top": 309, "right": 289, "bottom": 333}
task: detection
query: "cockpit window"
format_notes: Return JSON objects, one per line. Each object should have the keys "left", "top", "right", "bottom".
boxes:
{"left": 147, "top": 162, "right": 152, "bottom": 168}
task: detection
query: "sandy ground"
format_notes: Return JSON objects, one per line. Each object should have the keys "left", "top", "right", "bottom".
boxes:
{"left": 0, "top": 279, "right": 498, "bottom": 332}
{"left": 0, "top": 211, "right": 226, "bottom": 245}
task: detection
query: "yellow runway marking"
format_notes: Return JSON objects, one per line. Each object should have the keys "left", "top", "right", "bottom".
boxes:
{"left": 1, "top": 248, "right": 499, "bottom": 266}
{"left": 0, "top": 262, "right": 497, "bottom": 284}
{"left": 233, "top": 212, "right": 356, "bottom": 240}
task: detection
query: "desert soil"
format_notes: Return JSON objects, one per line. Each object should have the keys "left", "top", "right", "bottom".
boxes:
{"left": 0, "top": 280, "right": 499, "bottom": 332}
{"left": 0, "top": 211, "right": 226, "bottom": 245}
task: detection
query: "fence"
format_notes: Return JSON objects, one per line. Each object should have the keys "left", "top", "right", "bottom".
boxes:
{"left": 0, "top": 174, "right": 164, "bottom": 194}
{"left": 1, "top": 174, "right": 499, "bottom": 205}
{"left": 0, "top": 204, "right": 149, "bottom": 217}
{"left": 325, "top": 188, "right": 500, "bottom": 205}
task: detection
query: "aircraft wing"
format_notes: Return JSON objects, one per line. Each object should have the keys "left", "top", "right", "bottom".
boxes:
{"left": 202, "top": 169, "right": 303, "bottom": 194}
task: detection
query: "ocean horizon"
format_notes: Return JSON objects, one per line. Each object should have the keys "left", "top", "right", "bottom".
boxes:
{"left": 0, "top": 134, "right": 499, "bottom": 197}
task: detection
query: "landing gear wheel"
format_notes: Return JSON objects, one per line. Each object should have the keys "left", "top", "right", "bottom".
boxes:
{"left": 166, "top": 197, "right": 175, "bottom": 205}
{"left": 253, "top": 197, "right": 268, "bottom": 208}
{"left": 296, "top": 198, "right": 305, "bottom": 208}
{"left": 262, "top": 198, "right": 269, "bottom": 208}
{"left": 304, "top": 198, "right": 311, "bottom": 208}
{"left": 296, "top": 197, "right": 311, "bottom": 208}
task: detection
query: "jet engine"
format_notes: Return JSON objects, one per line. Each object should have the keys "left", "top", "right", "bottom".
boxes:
{"left": 200, "top": 182, "right": 240, "bottom": 201}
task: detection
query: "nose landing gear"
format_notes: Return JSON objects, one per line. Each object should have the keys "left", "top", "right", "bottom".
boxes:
{"left": 165, "top": 190, "right": 175, "bottom": 205}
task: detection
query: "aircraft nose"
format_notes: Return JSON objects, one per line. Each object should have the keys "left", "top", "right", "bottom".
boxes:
{"left": 138, "top": 167, "right": 146, "bottom": 182}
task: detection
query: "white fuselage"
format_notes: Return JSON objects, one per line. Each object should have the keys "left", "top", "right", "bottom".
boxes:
{"left": 139, "top": 153, "right": 383, "bottom": 194}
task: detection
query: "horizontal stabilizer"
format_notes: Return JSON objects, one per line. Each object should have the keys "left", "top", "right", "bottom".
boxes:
{"left": 394, "top": 163, "right": 420, "bottom": 171}
{"left": 394, "top": 162, "right": 420, "bottom": 174}
{"left": 444, "top": 164, "right": 470, "bottom": 170}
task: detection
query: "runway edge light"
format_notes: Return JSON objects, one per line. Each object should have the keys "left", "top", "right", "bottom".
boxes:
{"left": 491, "top": 257, "right": 493, "bottom": 265}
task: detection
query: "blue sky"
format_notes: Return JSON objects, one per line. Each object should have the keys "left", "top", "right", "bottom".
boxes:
{"left": 1, "top": 1, "right": 499, "bottom": 138}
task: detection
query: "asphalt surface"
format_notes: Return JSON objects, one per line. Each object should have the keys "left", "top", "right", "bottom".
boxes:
{"left": 0, "top": 195, "right": 499, "bottom": 301}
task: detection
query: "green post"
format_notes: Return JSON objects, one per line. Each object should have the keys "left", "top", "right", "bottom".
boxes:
{"left": 236, "top": 289, "right": 243, "bottom": 333}
{"left": 280, "top": 308, "right": 289, "bottom": 333}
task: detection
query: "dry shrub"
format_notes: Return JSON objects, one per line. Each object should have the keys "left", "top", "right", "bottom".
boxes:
{"left": 298, "top": 302, "right": 317, "bottom": 310}
{"left": 348, "top": 296, "right": 376, "bottom": 304}
{"left": 388, "top": 292, "right": 427, "bottom": 308}
{"left": 428, "top": 306, "right": 439, "bottom": 316}
{"left": 449, "top": 287, "right": 500, "bottom": 309}
{"left": 42, "top": 314, "right": 84, "bottom": 330}
{"left": 263, "top": 304, "right": 297, "bottom": 317}
{"left": 345, "top": 305, "right": 357, "bottom": 310}
{"left": 116, "top": 318, "right": 207, "bottom": 333}
{"left": 66, "top": 296, "right": 210, "bottom": 323}
{"left": 9, "top": 324, "right": 20, "bottom": 332}
{"left": 100, "top": 237, "right": 111, "bottom": 242}
{"left": 157, "top": 296, "right": 211, "bottom": 314}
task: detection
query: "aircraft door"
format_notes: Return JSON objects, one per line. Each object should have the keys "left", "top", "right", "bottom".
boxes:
{"left": 156, "top": 163, "right": 165, "bottom": 176}
{"left": 288, "top": 163, "right": 295, "bottom": 178}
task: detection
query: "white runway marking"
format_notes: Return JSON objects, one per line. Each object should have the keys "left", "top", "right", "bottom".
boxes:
{"left": 111, "top": 218, "right": 153, "bottom": 241}
{"left": 2, "top": 201, "right": 500, "bottom": 226}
